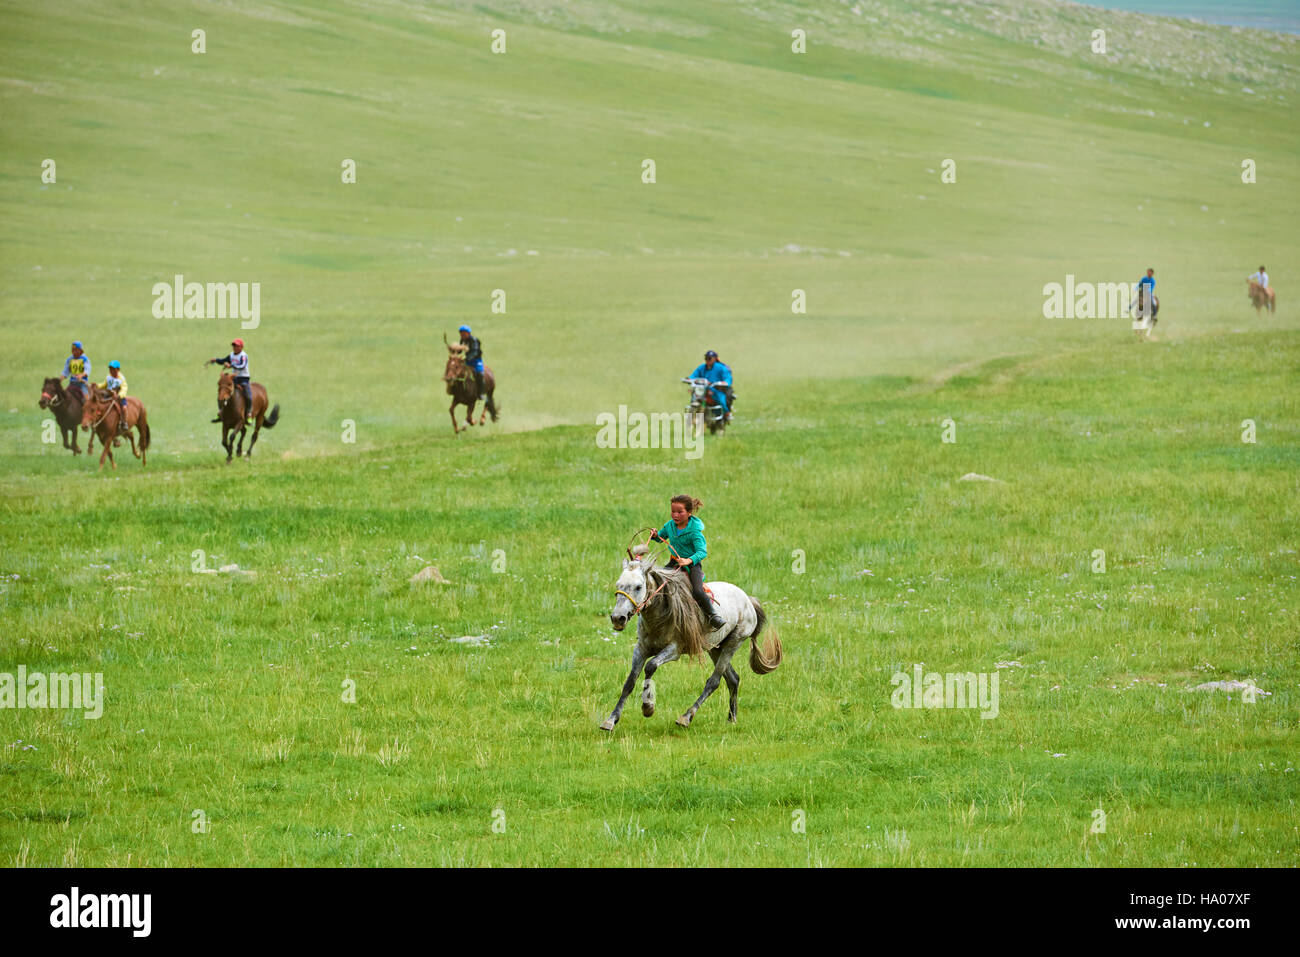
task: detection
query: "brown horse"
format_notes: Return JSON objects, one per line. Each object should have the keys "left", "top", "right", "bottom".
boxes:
{"left": 216, "top": 372, "right": 279, "bottom": 461}
{"left": 39, "top": 377, "right": 88, "bottom": 455}
{"left": 1248, "top": 279, "right": 1276, "bottom": 314}
{"left": 443, "top": 341, "right": 498, "bottom": 435}
{"left": 81, "top": 388, "right": 150, "bottom": 470}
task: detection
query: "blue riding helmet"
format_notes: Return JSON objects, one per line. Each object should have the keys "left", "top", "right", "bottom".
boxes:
{"left": 459, "top": 325, "right": 471, "bottom": 333}
{"left": 108, "top": 360, "right": 121, "bottom": 370}
{"left": 72, "top": 341, "right": 83, "bottom": 349}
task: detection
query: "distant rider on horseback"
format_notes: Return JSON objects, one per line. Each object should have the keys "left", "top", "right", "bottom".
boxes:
{"left": 458, "top": 325, "right": 497, "bottom": 419}
{"left": 206, "top": 338, "right": 253, "bottom": 424}
{"left": 1249, "top": 265, "right": 1274, "bottom": 310}
{"left": 1135, "top": 268, "right": 1158, "bottom": 325}
{"left": 62, "top": 341, "right": 91, "bottom": 399}
{"left": 689, "top": 350, "right": 733, "bottom": 422}
{"left": 100, "top": 360, "right": 130, "bottom": 434}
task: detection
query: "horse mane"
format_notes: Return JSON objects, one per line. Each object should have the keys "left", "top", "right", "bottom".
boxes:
{"left": 642, "top": 564, "right": 708, "bottom": 660}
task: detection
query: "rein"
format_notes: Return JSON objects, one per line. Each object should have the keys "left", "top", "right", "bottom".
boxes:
{"left": 88, "top": 396, "right": 116, "bottom": 429}
{"left": 614, "top": 526, "right": 686, "bottom": 617}
{"left": 615, "top": 571, "right": 671, "bottom": 617}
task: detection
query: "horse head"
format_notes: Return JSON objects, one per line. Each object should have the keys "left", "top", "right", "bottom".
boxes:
{"left": 80, "top": 388, "right": 112, "bottom": 426}
{"left": 443, "top": 347, "right": 468, "bottom": 392}
{"left": 39, "top": 376, "right": 62, "bottom": 409}
{"left": 216, "top": 372, "right": 235, "bottom": 410}
{"left": 610, "top": 550, "right": 658, "bottom": 631}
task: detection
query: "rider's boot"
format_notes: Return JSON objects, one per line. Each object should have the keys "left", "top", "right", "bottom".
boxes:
{"left": 688, "top": 567, "right": 727, "bottom": 630}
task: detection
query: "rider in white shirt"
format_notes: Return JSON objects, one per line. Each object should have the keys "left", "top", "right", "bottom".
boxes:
{"left": 1249, "top": 265, "right": 1275, "bottom": 310}
{"left": 206, "top": 339, "right": 253, "bottom": 423}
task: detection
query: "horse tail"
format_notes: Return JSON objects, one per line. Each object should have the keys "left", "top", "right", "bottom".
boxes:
{"left": 137, "top": 409, "right": 150, "bottom": 452}
{"left": 747, "top": 597, "right": 782, "bottom": 675}
{"left": 263, "top": 403, "right": 280, "bottom": 428}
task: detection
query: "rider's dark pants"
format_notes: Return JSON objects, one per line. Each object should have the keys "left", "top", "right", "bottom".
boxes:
{"left": 235, "top": 376, "right": 252, "bottom": 415}
{"left": 665, "top": 561, "right": 714, "bottom": 619}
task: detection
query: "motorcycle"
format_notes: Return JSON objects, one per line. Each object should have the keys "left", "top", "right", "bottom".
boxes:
{"left": 682, "top": 377, "right": 732, "bottom": 435}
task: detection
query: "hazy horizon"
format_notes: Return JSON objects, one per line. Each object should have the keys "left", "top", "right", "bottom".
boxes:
{"left": 1079, "top": 0, "right": 1300, "bottom": 33}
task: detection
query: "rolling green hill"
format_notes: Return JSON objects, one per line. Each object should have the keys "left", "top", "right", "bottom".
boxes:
{"left": 1, "top": 0, "right": 1297, "bottom": 867}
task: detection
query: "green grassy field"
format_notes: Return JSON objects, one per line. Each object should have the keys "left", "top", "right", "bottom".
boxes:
{"left": 1, "top": 0, "right": 1297, "bottom": 866}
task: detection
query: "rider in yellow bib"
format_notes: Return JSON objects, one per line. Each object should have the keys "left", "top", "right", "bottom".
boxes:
{"left": 62, "top": 341, "right": 91, "bottom": 399}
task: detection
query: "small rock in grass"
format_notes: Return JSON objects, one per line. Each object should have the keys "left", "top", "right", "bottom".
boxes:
{"left": 1192, "top": 679, "right": 1269, "bottom": 695}
{"left": 447, "top": 635, "right": 489, "bottom": 646}
{"left": 958, "top": 472, "right": 1003, "bottom": 483}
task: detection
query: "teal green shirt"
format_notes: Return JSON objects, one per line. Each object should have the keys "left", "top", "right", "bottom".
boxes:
{"left": 656, "top": 515, "right": 707, "bottom": 565}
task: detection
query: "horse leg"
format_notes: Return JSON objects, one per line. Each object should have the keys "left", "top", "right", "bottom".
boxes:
{"left": 246, "top": 416, "right": 262, "bottom": 457}
{"left": 236, "top": 423, "right": 248, "bottom": 458}
{"left": 223, "top": 425, "right": 234, "bottom": 462}
{"left": 723, "top": 665, "right": 741, "bottom": 723}
{"left": 466, "top": 398, "right": 478, "bottom": 427}
{"left": 449, "top": 400, "right": 460, "bottom": 435}
{"left": 677, "top": 638, "right": 741, "bottom": 727}
{"left": 600, "top": 644, "right": 647, "bottom": 732}
{"left": 640, "top": 642, "right": 680, "bottom": 719}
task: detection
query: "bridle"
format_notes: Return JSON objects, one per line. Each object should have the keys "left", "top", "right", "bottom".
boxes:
{"left": 614, "top": 528, "right": 679, "bottom": 617}
{"left": 615, "top": 570, "right": 670, "bottom": 617}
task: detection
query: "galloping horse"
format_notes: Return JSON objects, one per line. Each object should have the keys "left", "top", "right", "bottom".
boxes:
{"left": 603, "top": 545, "right": 782, "bottom": 730}
{"left": 443, "top": 337, "right": 498, "bottom": 435}
{"left": 1248, "top": 279, "right": 1276, "bottom": 314}
{"left": 80, "top": 388, "right": 150, "bottom": 470}
{"left": 215, "top": 372, "right": 279, "bottom": 462}
{"left": 39, "top": 377, "right": 87, "bottom": 455}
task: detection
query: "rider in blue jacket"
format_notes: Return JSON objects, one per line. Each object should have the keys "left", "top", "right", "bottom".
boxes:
{"left": 458, "top": 325, "right": 497, "bottom": 420}
{"left": 689, "top": 350, "right": 733, "bottom": 420}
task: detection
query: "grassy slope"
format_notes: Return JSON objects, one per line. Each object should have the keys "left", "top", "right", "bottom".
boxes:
{"left": 1, "top": 0, "right": 1296, "bottom": 448}
{"left": 2, "top": 333, "right": 1296, "bottom": 866}
{"left": 0, "top": 0, "right": 1297, "bottom": 865}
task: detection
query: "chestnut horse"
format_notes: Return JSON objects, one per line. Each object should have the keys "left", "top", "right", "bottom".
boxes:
{"left": 39, "top": 377, "right": 88, "bottom": 455}
{"left": 215, "top": 372, "right": 279, "bottom": 461}
{"left": 1248, "top": 279, "right": 1276, "bottom": 314}
{"left": 443, "top": 340, "right": 497, "bottom": 435}
{"left": 81, "top": 388, "right": 150, "bottom": 470}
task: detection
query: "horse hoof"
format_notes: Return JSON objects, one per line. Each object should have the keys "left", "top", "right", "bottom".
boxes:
{"left": 599, "top": 718, "right": 616, "bottom": 732}
{"left": 641, "top": 679, "right": 656, "bottom": 717}
{"left": 642, "top": 702, "right": 655, "bottom": 718}
{"left": 676, "top": 714, "right": 692, "bottom": 727}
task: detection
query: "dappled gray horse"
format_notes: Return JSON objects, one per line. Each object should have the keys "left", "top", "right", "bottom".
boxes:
{"left": 603, "top": 546, "right": 782, "bottom": 730}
